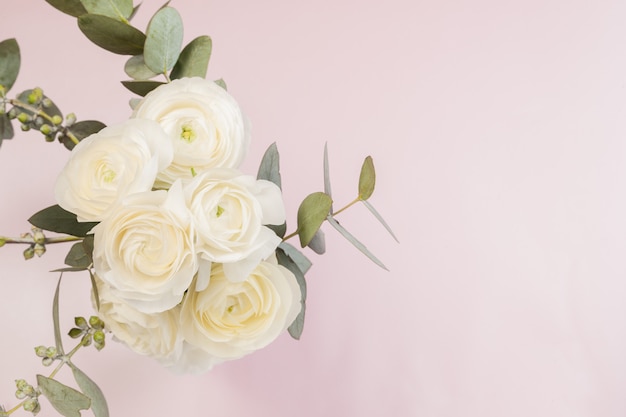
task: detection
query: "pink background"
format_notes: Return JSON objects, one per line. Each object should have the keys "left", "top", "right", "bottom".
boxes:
{"left": 1, "top": 1, "right": 626, "bottom": 416}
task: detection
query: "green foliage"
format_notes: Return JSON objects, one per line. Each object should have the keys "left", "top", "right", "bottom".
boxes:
{"left": 64, "top": 236, "right": 93, "bottom": 268}
{"left": 80, "top": 0, "right": 133, "bottom": 22}
{"left": 59, "top": 120, "right": 106, "bottom": 150}
{"left": 78, "top": 14, "right": 145, "bottom": 55}
{"left": 358, "top": 155, "right": 375, "bottom": 200}
{"left": 276, "top": 246, "right": 307, "bottom": 340}
{"left": 257, "top": 142, "right": 282, "bottom": 189}
{"left": 170, "top": 35, "right": 212, "bottom": 80}
{"left": 362, "top": 200, "right": 398, "bottom": 242}
{"left": 121, "top": 80, "right": 164, "bottom": 96}
{"left": 28, "top": 205, "right": 97, "bottom": 237}
{"left": 326, "top": 215, "right": 388, "bottom": 271}
{"left": 307, "top": 229, "right": 326, "bottom": 254}
{"left": 143, "top": 7, "right": 183, "bottom": 74}
{"left": 124, "top": 55, "right": 159, "bottom": 81}
{"left": 0, "top": 114, "right": 14, "bottom": 144}
{"left": 70, "top": 364, "right": 109, "bottom": 417}
{"left": 16, "top": 89, "right": 63, "bottom": 123}
{"left": 297, "top": 192, "right": 332, "bottom": 247}
{"left": 278, "top": 242, "right": 312, "bottom": 274}
{"left": 214, "top": 78, "right": 227, "bottom": 90}
{"left": 53, "top": 277, "right": 65, "bottom": 356}
{"left": 37, "top": 375, "right": 91, "bottom": 417}
{"left": 0, "top": 38, "right": 20, "bottom": 92}
{"left": 45, "top": 0, "right": 88, "bottom": 17}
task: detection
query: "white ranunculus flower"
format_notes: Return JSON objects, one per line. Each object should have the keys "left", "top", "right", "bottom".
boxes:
{"left": 95, "top": 278, "right": 182, "bottom": 364}
{"left": 92, "top": 182, "right": 197, "bottom": 313}
{"left": 131, "top": 77, "right": 250, "bottom": 188}
{"left": 173, "top": 259, "right": 301, "bottom": 373}
{"left": 183, "top": 168, "right": 285, "bottom": 285}
{"left": 54, "top": 119, "right": 173, "bottom": 222}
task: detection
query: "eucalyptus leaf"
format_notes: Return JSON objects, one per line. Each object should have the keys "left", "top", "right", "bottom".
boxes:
{"left": 45, "top": 0, "right": 87, "bottom": 17}
{"left": 80, "top": 0, "right": 133, "bottom": 21}
{"left": 70, "top": 364, "right": 109, "bottom": 417}
{"left": 143, "top": 7, "right": 184, "bottom": 74}
{"left": 257, "top": 142, "right": 281, "bottom": 189}
{"left": 170, "top": 35, "right": 212, "bottom": 79}
{"left": 0, "top": 38, "right": 20, "bottom": 92}
{"left": 323, "top": 142, "right": 333, "bottom": 212}
{"left": 121, "top": 80, "right": 164, "bottom": 96}
{"left": 89, "top": 269, "right": 100, "bottom": 311}
{"left": 37, "top": 375, "right": 91, "bottom": 417}
{"left": 129, "top": 2, "right": 142, "bottom": 20}
{"left": 78, "top": 14, "right": 146, "bottom": 55}
{"left": 61, "top": 120, "right": 106, "bottom": 150}
{"left": 308, "top": 229, "right": 326, "bottom": 254}
{"left": 362, "top": 199, "right": 399, "bottom": 243}
{"left": 64, "top": 238, "right": 92, "bottom": 268}
{"left": 0, "top": 114, "right": 14, "bottom": 143}
{"left": 326, "top": 215, "right": 388, "bottom": 271}
{"left": 276, "top": 247, "right": 307, "bottom": 340}
{"left": 296, "top": 192, "right": 332, "bottom": 248}
{"left": 278, "top": 242, "right": 312, "bottom": 275}
{"left": 267, "top": 223, "right": 286, "bottom": 239}
{"left": 124, "top": 55, "right": 159, "bottom": 80}
{"left": 53, "top": 275, "right": 65, "bottom": 355}
{"left": 50, "top": 267, "right": 89, "bottom": 273}
{"left": 214, "top": 78, "right": 227, "bottom": 90}
{"left": 358, "top": 155, "right": 375, "bottom": 200}
{"left": 17, "top": 89, "right": 63, "bottom": 120}
{"left": 28, "top": 204, "right": 97, "bottom": 237}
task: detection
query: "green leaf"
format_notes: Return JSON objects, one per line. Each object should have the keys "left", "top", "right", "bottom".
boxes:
{"left": 70, "top": 364, "right": 109, "bottom": 417}
{"left": 143, "top": 7, "right": 184, "bottom": 74}
{"left": 257, "top": 142, "right": 281, "bottom": 189}
{"left": 0, "top": 38, "right": 20, "bottom": 92}
{"left": 64, "top": 236, "right": 93, "bottom": 268}
{"left": 358, "top": 155, "right": 375, "bottom": 200}
{"left": 296, "top": 192, "right": 332, "bottom": 248}
{"left": 50, "top": 267, "right": 89, "bottom": 273}
{"left": 214, "top": 78, "right": 227, "bottom": 90}
{"left": 78, "top": 14, "right": 146, "bottom": 55}
{"left": 28, "top": 205, "right": 97, "bottom": 237}
{"left": 45, "top": 0, "right": 87, "bottom": 17}
{"left": 16, "top": 89, "right": 63, "bottom": 121}
{"left": 308, "top": 229, "right": 326, "bottom": 254}
{"left": 170, "top": 35, "right": 212, "bottom": 80}
{"left": 267, "top": 222, "right": 286, "bottom": 239}
{"left": 37, "top": 375, "right": 91, "bottom": 417}
{"left": 53, "top": 275, "right": 65, "bottom": 355}
{"left": 276, "top": 247, "right": 307, "bottom": 340}
{"left": 129, "top": 2, "right": 142, "bottom": 20}
{"left": 278, "top": 242, "right": 312, "bottom": 275}
{"left": 61, "top": 120, "right": 106, "bottom": 150}
{"left": 326, "top": 215, "right": 388, "bottom": 271}
{"left": 0, "top": 114, "right": 14, "bottom": 143}
{"left": 121, "top": 80, "right": 164, "bottom": 96}
{"left": 124, "top": 55, "right": 159, "bottom": 80}
{"left": 88, "top": 269, "right": 100, "bottom": 311}
{"left": 323, "top": 142, "right": 333, "bottom": 212}
{"left": 80, "top": 0, "right": 133, "bottom": 21}
{"left": 362, "top": 199, "right": 399, "bottom": 243}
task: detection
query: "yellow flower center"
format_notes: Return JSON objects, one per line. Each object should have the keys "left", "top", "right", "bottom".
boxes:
{"left": 180, "top": 125, "right": 196, "bottom": 143}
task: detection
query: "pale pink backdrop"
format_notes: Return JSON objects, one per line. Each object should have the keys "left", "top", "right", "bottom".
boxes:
{"left": 1, "top": 1, "right": 625, "bottom": 416}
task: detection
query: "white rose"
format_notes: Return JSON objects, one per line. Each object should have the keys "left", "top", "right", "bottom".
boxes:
{"left": 54, "top": 119, "right": 173, "bottom": 222}
{"left": 184, "top": 168, "right": 285, "bottom": 285}
{"left": 95, "top": 278, "right": 182, "bottom": 364}
{"left": 92, "top": 182, "right": 197, "bottom": 313}
{"left": 173, "top": 259, "right": 301, "bottom": 373}
{"left": 131, "top": 77, "right": 250, "bottom": 188}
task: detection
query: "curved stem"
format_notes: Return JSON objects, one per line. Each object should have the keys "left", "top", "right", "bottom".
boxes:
{"left": 0, "top": 236, "right": 82, "bottom": 245}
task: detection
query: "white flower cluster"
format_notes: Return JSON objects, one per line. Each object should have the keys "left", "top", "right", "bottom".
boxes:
{"left": 54, "top": 77, "right": 301, "bottom": 373}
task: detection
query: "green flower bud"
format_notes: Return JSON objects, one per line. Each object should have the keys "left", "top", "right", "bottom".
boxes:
{"left": 80, "top": 334, "right": 92, "bottom": 347}
{"left": 75, "top": 316, "right": 88, "bottom": 329}
{"left": 42, "top": 357, "right": 53, "bottom": 367}
{"left": 20, "top": 124, "right": 30, "bottom": 132}
{"left": 39, "top": 124, "right": 52, "bottom": 135}
{"left": 21, "top": 385, "right": 34, "bottom": 397}
{"left": 89, "top": 316, "right": 104, "bottom": 329}
{"left": 15, "top": 390, "right": 26, "bottom": 400}
{"left": 51, "top": 115, "right": 62, "bottom": 126}
{"left": 45, "top": 347, "right": 57, "bottom": 358}
{"left": 34, "top": 346, "right": 47, "bottom": 357}
{"left": 23, "top": 246, "right": 35, "bottom": 260}
{"left": 65, "top": 113, "right": 77, "bottom": 125}
{"left": 17, "top": 113, "right": 31, "bottom": 124}
{"left": 44, "top": 134, "right": 55, "bottom": 142}
{"left": 7, "top": 108, "right": 17, "bottom": 119}
{"left": 68, "top": 327, "right": 83, "bottom": 339}
{"left": 93, "top": 330, "right": 105, "bottom": 344}
{"left": 33, "top": 116, "right": 44, "bottom": 127}
{"left": 15, "top": 380, "right": 28, "bottom": 391}
{"left": 27, "top": 88, "right": 43, "bottom": 105}
{"left": 33, "top": 243, "right": 45, "bottom": 257}
{"left": 42, "top": 98, "right": 52, "bottom": 108}
{"left": 23, "top": 398, "right": 38, "bottom": 413}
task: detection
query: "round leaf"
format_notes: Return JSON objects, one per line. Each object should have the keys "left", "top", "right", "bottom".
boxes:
{"left": 78, "top": 14, "right": 146, "bottom": 55}
{"left": 144, "top": 7, "right": 184, "bottom": 74}
{"left": 297, "top": 192, "right": 332, "bottom": 247}
{"left": 358, "top": 155, "right": 375, "bottom": 200}
{"left": 37, "top": 375, "right": 91, "bottom": 417}
{"left": 81, "top": 0, "right": 133, "bottom": 21}
{"left": 170, "top": 35, "right": 212, "bottom": 79}
{"left": 121, "top": 80, "right": 165, "bottom": 96}
{"left": 61, "top": 120, "right": 106, "bottom": 150}
{"left": 45, "top": 0, "right": 87, "bottom": 17}
{"left": 0, "top": 38, "right": 20, "bottom": 92}
{"left": 124, "top": 55, "right": 159, "bottom": 80}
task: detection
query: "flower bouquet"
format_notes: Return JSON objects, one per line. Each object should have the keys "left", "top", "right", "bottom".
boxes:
{"left": 0, "top": 1, "right": 397, "bottom": 416}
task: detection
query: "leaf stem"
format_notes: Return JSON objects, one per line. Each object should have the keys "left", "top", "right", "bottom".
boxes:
{"left": 2, "top": 400, "right": 26, "bottom": 416}
{"left": 7, "top": 98, "right": 79, "bottom": 145}
{"left": 48, "top": 341, "right": 83, "bottom": 380}
{"left": 0, "top": 236, "right": 82, "bottom": 245}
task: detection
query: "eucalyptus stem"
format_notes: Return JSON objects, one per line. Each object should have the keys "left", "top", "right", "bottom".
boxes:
{"left": 5, "top": 98, "right": 80, "bottom": 145}
{"left": 0, "top": 236, "right": 82, "bottom": 245}
{"left": 48, "top": 341, "right": 83, "bottom": 380}
{"left": 2, "top": 400, "right": 26, "bottom": 416}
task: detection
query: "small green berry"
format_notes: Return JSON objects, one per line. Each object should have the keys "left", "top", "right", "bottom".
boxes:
{"left": 34, "top": 346, "right": 47, "bottom": 357}
{"left": 42, "top": 357, "right": 53, "bottom": 367}
{"left": 93, "top": 330, "right": 105, "bottom": 344}
{"left": 23, "top": 398, "right": 38, "bottom": 413}
{"left": 23, "top": 246, "right": 35, "bottom": 260}
{"left": 51, "top": 115, "right": 62, "bottom": 125}
{"left": 17, "top": 113, "right": 31, "bottom": 124}
{"left": 39, "top": 124, "right": 52, "bottom": 135}
{"left": 89, "top": 316, "right": 104, "bottom": 329}
{"left": 75, "top": 316, "right": 88, "bottom": 329}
